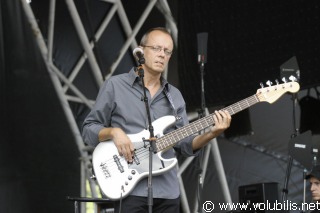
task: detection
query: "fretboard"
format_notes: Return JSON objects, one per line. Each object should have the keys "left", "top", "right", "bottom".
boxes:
{"left": 155, "top": 94, "right": 260, "bottom": 152}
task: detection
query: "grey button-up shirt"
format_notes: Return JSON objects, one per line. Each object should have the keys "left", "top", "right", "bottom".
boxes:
{"left": 82, "top": 68, "right": 198, "bottom": 199}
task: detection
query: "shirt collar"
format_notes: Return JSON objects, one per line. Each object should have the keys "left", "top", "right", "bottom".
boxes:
{"left": 128, "top": 67, "right": 140, "bottom": 87}
{"left": 128, "top": 67, "right": 169, "bottom": 91}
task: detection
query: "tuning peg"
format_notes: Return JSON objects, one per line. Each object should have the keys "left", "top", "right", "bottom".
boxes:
{"left": 289, "top": 75, "right": 297, "bottom": 82}
{"left": 282, "top": 77, "right": 287, "bottom": 83}
{"left": 266, "top": 80, "right": 273, "bottom": 87}
{"left": 260, "top": 82, "right": 264, "bottom": 88}
{"left": 273, "top": 79, "right": 279, "bottom": 90}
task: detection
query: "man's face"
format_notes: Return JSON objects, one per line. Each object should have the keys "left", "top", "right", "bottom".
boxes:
{"left": 310, "top": 177, "right": 320, "bottom": 201}
{"left": 141, "top": 30, "right": 173, "bottom": 74}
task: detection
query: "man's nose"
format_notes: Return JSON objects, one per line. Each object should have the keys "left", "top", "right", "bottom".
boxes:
{"left": 311, "top": 185, "right": 315, "bottom": 191}
{"left": 158, "top": 49, "right": 166, "bottom": 56}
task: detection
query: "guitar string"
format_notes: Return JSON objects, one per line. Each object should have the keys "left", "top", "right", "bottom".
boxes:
{"left": 113, "top": 95, "right": 259, "bottom": 170}
{"left": 102, "top": 145, "right": 147, "bottom": 166}
{"left": 99, "top": 146, "right": 152, "bottom": 173}
{"left": 99, "top": 88, "right": 286, "bottom": 173}
{"left": 100, "top": 138, "right": 182, "bottom": 174}
{"left": 155, "top": 95, "right": 259, "bottom": 151}
{"left": 103, "top": 148, "right": 163, "bottom": 174}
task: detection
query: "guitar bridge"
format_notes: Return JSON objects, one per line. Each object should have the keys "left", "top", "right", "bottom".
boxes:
{"left": 113, "top": 155, "right": 124, "bottom": 173}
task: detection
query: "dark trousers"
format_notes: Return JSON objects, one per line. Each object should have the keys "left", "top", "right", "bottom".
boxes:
{"left": 113, "top": 195, "right": 180, "bottom": 213}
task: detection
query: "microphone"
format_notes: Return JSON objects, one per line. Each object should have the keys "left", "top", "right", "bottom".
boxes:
{"left": 133, "top": 47, "right": 145, "bottom": 64}
{"left": 197, "top": 32, "right": 208, "bottom": 64}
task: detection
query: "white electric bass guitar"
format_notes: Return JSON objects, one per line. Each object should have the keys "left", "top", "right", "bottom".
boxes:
{"left": 92, "top": 80, "right": 300, "bottom": 200}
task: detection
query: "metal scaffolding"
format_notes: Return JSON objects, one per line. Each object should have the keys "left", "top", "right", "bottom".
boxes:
{"left": 20, "top": 0, "right": 179, "bottom": 212}
{"left": 20, "top": 0, "right": 232, "bottom": 212}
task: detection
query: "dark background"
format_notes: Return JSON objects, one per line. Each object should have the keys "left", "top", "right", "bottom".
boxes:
{"left": 1, "top": 0, "right": 320, "bottom": 212}
{"left": 178, "top": 0, "right": 320, "bottom": 109}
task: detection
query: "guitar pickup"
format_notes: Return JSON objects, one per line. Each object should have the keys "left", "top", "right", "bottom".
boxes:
{"left": 113, "top": 155, "right": 124, "bottom": 173}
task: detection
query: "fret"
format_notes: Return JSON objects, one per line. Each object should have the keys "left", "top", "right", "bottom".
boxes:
{"left": 203, "top": 117, "right": 208, "bottom": 127}
{"left": 235, "top": 103, "right": 241, "bottom": 112}
{"left": 173, "top": 132, "right": 180, "bottom": 142}
{"left": 177, "top": 131, "right": 183, "bottom": 141}
{"left": 183, "top": 127, "right": 188, "bottom": 137}
{"left": 163, "top": 137, "right": 169, "bottom": 148}
{"left": 156, "top": 139, "right": 162, "bottom": 150}
{"left": 206, "top": 116, "right": 213, "bottom": 126}
{"left": 193, "top": 123, "right": 199, "bottom": 132}
{"left": 185, "top": 125, "right": 193, "bottom": 135}
{"left": 245, "top": 98, "right": 250, "bottom": 107}
{"left": 237, "top": 102, "right": 242, "bottom": 112}
{"left": 197, "top": 123, "right": 202, "bottom": 131}
{"left": 199, "top": 121, "right": 204, "bottom": 129}
{"left": 163, "top": 135, "right": 172, "bottom": 149}
{"left": 229, "top": 106, "right": 234, "bottom": 115}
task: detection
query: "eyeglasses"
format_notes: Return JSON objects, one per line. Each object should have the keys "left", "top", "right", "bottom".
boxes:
{"left": 142, "top": 45, "right": 173, "bottom": 56}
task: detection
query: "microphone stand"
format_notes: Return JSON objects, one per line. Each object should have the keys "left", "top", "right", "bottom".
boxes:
{"left": 281, "top": 92, "right": 299, "bottom": 209}
{"left": 196, "top": 60, "right": 206, "bottom": 213}
{"left": 136, "top": 63, "right": 156, "bottom": 213}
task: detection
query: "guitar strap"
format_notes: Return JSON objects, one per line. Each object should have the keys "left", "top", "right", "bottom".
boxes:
{"left": 163, "top": 87, "right": 182, "bottom": 121}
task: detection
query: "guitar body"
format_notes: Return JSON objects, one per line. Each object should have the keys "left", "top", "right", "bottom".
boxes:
{"left": 92, "top": 115, "right": 178, "bottom": 200}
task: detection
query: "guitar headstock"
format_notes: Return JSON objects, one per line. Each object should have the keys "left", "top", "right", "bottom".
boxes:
{"left": 256, "top": 76, "right": 300, "bottom": 104}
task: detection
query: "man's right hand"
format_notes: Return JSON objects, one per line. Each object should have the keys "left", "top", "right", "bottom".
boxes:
{"left": 98, "top": 127, "right": 134, "bottom": 162}
{"left": 110, "top": 128, "right": 134, "bottom": 163}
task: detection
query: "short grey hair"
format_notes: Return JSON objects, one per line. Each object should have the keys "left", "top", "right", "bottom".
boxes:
{"left": 139, "top": 27, "right": 172, "bottom": 46}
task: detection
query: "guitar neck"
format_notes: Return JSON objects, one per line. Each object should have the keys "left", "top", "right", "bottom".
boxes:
{"left": 155, "top": 94, "right": 260, "bottom": 152}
